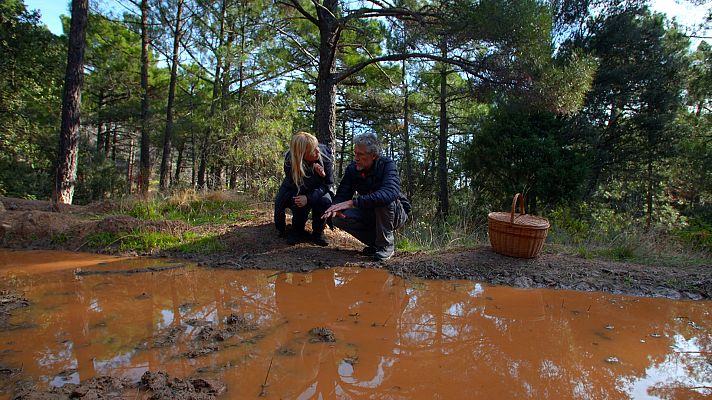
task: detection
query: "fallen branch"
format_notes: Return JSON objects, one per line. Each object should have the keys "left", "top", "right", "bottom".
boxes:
{"left": 75, "top": 264, "right": 186, "bottom": 276}
{"left": 258, "top": 357, "right": 274, "bottom": 397}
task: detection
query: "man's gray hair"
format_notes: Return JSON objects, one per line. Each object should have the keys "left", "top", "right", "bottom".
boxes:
{"left": 353, "top": 133, "right": 381, "bottom": 156}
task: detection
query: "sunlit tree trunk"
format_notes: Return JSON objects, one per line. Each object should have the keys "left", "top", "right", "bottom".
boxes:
{"left": 174, "top": 141, "right": 184, "bottom": 187}
{"left": 313, "top": 0, "right": 340, "bottom": 154}
{"left": 138, "top": 0, "right": 151, "bottom": 196}
{"left": 160, "top": 0, "right": 184, "bottom": 191}
{"left": 53, "top": 0, "right": 88, "bottom": 206}
{"left": 96, "top": 89, "right": 105, "bottom": 153}
{"left": 111, "top": 124, "right": 118, "bottom": 161}
{"left": 198, "top": 0, "right": 227, "bottom": 190}
{"left": 127, "top": 136, "right": 134, "bottom": 194}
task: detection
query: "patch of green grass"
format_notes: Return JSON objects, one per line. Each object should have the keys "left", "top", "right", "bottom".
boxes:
{"left": 396, "top": 238, "right": 422, "bottom": 252}
{"left": 173, "top": 233, "right": 227, "bottom": 254}
{"left": 85, "top": 229, "right": 226, "bottom": 254}
{"left": 576, "top": 245, "right": 594, "bottom": 259}
{"left": 85, "top": 230, "right": 181, "bottom": 252}
{"left": 127, "top": 202, "right": 163, "bottom": 221}
{"left": 125, "top": 199, "right": 253, "bottom": 225}
{"left": 118, "top": 231, "right": 183, "bottom": 252}
{"left": 85, "top": 231, "right": 119, "bottom": 248}
{"left": 601, "top": 244, "right": 639, "bottom": 261}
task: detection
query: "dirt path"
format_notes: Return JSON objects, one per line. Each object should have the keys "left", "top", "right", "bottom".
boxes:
{"left": 1, "top": 196, "right": 710, "bottom": 300}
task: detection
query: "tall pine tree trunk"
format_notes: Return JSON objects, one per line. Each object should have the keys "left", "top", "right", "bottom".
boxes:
{"left": 96, "top": 89, "right": 104, "bottom": 153}
{"left": 436, "top": 40, "right": 449, "bottom": 218}
{"left": 160, "top": 0, "right": 183, "bottom": 191}
{"left": 54, "top": 0, "right": 88, "bottom": 206}
{"left": 111, "top": 125, "right": 118, "bottom": 161}
{"left": 339, "top": 119, "right": 347, "bottom": 177}
{"left": 314, "top": 0, "right": 339, "bottom": 154}
{"left": 646, "top": 156, "right": 653, "bottom": 230}
{"left": 127, "top": 136, "right": 134, "bottom": 194}
{"left": 198, "top": 0, "right": 227, "bottom": 190}
{"left": 174, "top": 141, "right": 184, "bottom": 187}
{"left": 138, "top": 0, "right": 151, "bottom": 196}
{"left": 402, "top": 59, "right": 412, "bottom": 198}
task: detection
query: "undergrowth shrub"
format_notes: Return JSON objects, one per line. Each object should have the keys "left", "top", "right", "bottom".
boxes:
{"left": 120, "top": 190, "right": 253, "bottom": 225}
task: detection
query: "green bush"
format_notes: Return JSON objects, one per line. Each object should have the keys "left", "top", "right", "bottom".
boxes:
{"left": 677, "top": 218, "right": 712, "bottom": 251}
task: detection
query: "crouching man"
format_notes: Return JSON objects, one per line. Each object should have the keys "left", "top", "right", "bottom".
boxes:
{"left": 323, "top": 133, "right": 411, "bottom": 261}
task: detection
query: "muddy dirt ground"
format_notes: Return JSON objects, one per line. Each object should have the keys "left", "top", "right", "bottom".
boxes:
{"left": 0, "top": 196, "right": 710, "bottom": 301}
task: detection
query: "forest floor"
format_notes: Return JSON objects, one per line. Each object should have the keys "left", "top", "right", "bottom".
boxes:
{"left": 0, "top": 195, "right": 710, "bottom": 301}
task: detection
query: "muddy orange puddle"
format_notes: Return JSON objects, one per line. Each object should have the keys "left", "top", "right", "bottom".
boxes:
{"left": 0, "top": 250, "right": 710, "bottom": 399}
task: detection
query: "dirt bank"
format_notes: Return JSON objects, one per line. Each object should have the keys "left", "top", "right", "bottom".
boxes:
{"left": 0, "top": 196, "right": 710, "bottom": 300}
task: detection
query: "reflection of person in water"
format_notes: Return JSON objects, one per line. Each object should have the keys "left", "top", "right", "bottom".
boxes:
{"left": 274, "top": 268, "right": 408, "bottom": 398}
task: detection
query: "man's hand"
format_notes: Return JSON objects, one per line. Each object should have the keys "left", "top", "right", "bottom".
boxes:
{"left": 313, "top": 163, "right": 325, "bottom": 178}
{"left": 323, "top": 200, "right": 353, "bottom": 219}
{"left": 293, "top": 195, "right": 307, "bottom": 208}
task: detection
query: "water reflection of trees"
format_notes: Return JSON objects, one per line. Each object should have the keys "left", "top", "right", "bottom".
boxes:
{"left": 1, "top": 255, "right": 710, "bottom": 399}
{"left": 390, "top": 282, "right": 711, "bottom": 399}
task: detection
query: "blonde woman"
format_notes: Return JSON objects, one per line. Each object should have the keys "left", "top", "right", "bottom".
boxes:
{"left": 274, "top": 132, "right": 333, "bottom": 246}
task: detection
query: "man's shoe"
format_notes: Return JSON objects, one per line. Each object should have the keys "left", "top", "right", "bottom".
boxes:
{"left": 361, "top": 246, "right": 377, "bottom": 256}
{"left": 286, "top": 231, "right": 304, "bottom": 245}
{"left": 312, "top": 231, "right": 329, "bottom": 247}
{"left": 373, "top": 247, "right": 393, "bottom": 261}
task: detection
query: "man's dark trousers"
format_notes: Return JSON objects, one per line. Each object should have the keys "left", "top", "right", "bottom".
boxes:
{"left": 333, "top": 199, "right": 407, "bottom": 251}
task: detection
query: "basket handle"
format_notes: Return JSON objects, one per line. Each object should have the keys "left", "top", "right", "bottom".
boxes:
{"left": 510, "top": 193, "right": 526, "bottom": 223}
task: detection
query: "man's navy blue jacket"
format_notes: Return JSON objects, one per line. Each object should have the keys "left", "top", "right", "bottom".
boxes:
{"left": 273, "top": 144, "right": 333, "bottom": 232}
{"left": 333, "top": 156, "right": 410, "bottom": 212}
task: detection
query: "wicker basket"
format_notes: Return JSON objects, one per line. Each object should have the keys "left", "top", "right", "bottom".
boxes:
{"left": 488, "top": 193, "right": 550, "bottom": 258}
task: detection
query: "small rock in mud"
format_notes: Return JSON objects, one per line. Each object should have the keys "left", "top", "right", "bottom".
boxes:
{"left": 185, "top": 343, "right": 219, "bottom": 358}
{"left": 225, "top": 314, "right": 257, "bottom": 332}
{"left": 309, "top": 327, "right": 336, "bottom": 343}
{"left": 513, "top": 276, "right": 534, "bottom": 288}
{"left": 152, "top": 325, "right": 185, "bottom": 348}
{"left": 682, "top": 291, "right": 704, "bottom": 300}
{"left": 140, "top": 371, "right": 226, "bottom": 399}
{"left": 276, "top": 346, "right": 296, "bottom": 356}
{"left": 195, "top": 326, "right": 216, "bottom": 341}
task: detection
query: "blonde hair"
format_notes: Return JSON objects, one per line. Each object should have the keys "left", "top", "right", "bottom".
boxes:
{"left": 290, "top": 131, "right": 319, "bottom": 189}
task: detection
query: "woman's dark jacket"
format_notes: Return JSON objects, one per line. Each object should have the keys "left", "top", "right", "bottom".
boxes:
{"left": 274, "top": 143, "right": 334, "bottom": 232}
{"left": 333, "top": 156, "right": 411, "bottom": 213}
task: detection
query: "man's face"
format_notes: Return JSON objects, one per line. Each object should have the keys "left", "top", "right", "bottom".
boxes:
{"left": 354, "top": 144, "right": 377, "bottom": 171}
